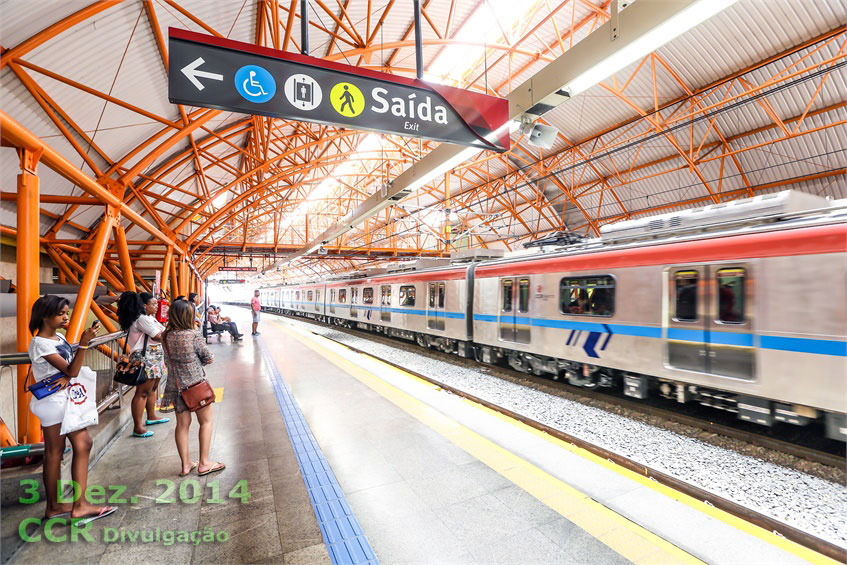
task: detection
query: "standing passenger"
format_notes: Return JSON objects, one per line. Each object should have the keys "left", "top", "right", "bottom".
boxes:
{"left": 117, "top": 292, "right": 169, "bottom": 437}
{"left": 251, "top": 289, "right": 261, "bottom": 336}
{"left": 28, "top": 296, "right": 117, "bottom": 524}
{"left": 161, "top": 300, "right": 225, "bottom": 477}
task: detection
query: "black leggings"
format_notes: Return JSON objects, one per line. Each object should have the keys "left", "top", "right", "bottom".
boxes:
{"left": 212, "top": 322, "right": 239, "bottom": 337}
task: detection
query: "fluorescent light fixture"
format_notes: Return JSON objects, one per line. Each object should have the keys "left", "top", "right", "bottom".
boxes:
{"left": 564, "top": 0, "right": 739, "bottom": 97}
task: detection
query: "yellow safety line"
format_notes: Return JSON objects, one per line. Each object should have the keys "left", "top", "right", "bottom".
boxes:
{"left": 274, "top": 323, "right": 703, "bottom": 565}
{"left": 277, "top": 320, "right": 844, "bottom": 565}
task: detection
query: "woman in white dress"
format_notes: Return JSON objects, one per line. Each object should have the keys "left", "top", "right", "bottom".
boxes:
{"left": 28, "top": 295, "right": 116, "bottom": 524}
{"left": 117, "top": 292, "right": 169, "bottom": 437}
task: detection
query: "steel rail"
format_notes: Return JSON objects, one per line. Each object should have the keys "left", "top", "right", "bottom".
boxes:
{"left": 289, "top": 315, "right": 846, "bottom": 562}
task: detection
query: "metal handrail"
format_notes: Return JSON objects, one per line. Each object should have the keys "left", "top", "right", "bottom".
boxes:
{"left": 0, "top": 331, "right": 125, "bottom": 366}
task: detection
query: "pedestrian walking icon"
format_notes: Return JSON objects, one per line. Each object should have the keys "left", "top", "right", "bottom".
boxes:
{"left": 234, "top": 65, "right": 276, "bottom": 103}
{"left": 330, "top": 82, "right": 364, "bottom": 117}
{"left": 284, "top": 74, "right": 322, "bottom": 111}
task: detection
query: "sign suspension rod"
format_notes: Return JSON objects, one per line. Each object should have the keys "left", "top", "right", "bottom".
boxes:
{"left": 301, "top": 0, "right": 310, "bottom": 56}
{"left": 413, "top": 0, "right": 423, "bottom": 80}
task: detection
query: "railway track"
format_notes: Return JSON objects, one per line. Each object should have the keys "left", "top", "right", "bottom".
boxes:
{"left": 277, "top": 313, "right": 847, "bottom": 563}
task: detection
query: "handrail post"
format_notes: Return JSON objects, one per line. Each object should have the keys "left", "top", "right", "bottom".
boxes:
{"left": 16, "top": 147, "right": 42, "bottom": 444}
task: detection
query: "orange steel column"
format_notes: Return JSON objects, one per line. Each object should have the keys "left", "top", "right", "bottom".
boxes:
{"left": 160, "top": 246, "right": 173, "bottom": 297}
{"left": 114, "top": 223, "right": 135, "bottom": 292}
{"left": 170, "top": 257, "right": 179, "bottom": 298}
{"left": 178, "top": 259, "right": 188, "bottom": 297}
{"left": 16, "top": 148, "right": 42, "bottom": 443}
{"left": 66, "top": 213, "right": 115, "bottom": 342}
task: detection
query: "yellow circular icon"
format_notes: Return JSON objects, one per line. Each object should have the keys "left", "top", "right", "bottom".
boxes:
{"left": 330, "top": 82, "right": 365, "bottom": 117}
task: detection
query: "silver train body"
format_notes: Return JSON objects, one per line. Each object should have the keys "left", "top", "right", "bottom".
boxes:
{"left": 251, "top": 192, "right": 847, "bottom": 440}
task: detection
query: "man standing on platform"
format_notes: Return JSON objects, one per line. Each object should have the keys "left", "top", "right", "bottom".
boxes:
{"left": 251, "top": 289, "right": 261, "bottom": 336}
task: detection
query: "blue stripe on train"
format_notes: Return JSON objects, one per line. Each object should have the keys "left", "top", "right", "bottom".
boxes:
{"left": 279, "top": 304, "right": 844, "bottom": 357}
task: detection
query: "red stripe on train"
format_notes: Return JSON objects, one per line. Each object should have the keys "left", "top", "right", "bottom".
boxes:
{"left": 475, "top": 223, "right": 846, "bottom": 278}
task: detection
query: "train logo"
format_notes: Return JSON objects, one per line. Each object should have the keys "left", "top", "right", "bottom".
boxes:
{"left": 566, "top": 325, "right": 613, "bottom": 359}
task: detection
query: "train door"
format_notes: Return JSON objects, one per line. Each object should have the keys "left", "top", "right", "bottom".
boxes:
{"left": 427, "top": 282, "right": 445, "bottom": 330}
{"left": 499, "top": 278, "right": 531, "bottom": 343}
{"left": 380, "top": 285, "right": 392, "bottom": 322}
{"left": 329, "top": 289, "right": 336, "bottom": 314}
{"left": 350, "top": 287, "right": 358, "bottom": 318}
{"left": 667, "top": 266, "right": 753, "bottom": 379}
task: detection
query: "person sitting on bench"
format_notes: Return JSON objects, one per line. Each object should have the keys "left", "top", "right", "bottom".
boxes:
{"left": 208, "top": 306, "right": 243, "bottom": 341}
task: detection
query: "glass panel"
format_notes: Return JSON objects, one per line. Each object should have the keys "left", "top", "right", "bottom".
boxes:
{"left": 363, "top": 287, "right": 373, "bottom": 304}
{"left": 438, "top": 283, "right": 445, "bottom": 308}
{"left": 339, "top": 289, "right": 346, "bottom": 303}
{"left": 559, "top": 276, "right": 615, "bottom": 316}
{"left": 502, "top": 280, "right": 513, "bottom": 312}
{"left": 399, "top": 285, "right": 416, "bottom": 306}
{"left": 428, "top": 283, "right": 436, "bottom": 308}
{"left": 381, "top": 285, "right": 391, "bottom": 305}
{"left": 717, "top": 268, "right": 745, "bottom": 323}
{"left": 674, "top": 271, "right": 698, "bottom": 322}
{"left": 518, "top": 279, "right": 530, "bottom": 313}
{"left": 307, "top": 291, "right": 313, "bottom": 301}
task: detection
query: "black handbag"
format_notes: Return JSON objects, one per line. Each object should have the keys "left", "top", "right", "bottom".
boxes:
{"left": 114, "top": 333, "right": 149, "bottom": 386}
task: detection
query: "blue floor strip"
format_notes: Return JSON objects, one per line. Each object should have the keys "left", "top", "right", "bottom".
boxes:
{"left": 258, "top": 337, "right": 378, "bottom": 565}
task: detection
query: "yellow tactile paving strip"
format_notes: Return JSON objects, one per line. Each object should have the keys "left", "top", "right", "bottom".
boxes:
{"left": 277, "top": 320, "right": 843, "bottom": 565}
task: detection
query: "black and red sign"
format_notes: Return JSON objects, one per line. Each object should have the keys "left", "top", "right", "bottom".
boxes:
{"left": 218, "top": 266, "right": 257, "bottom": 272}
{"left": 168, "top": 28, "right": 509, "bottom": 152}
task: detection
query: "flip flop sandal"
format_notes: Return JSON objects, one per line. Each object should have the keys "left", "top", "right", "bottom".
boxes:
{"left": 179, "top": 462, "right": 198, "bottom": 477}
{"left": 131, "top": 431, "right": 154, "bottom": 438}
{"left": 158, "top": 405, "right": 175, "bottom": 413}
{"left": 72, "top": 506, "right": 117, "bottom": 526}
{"left": 145, "top": 418, "right": 170, "bottom": 426}
{"left": 198, "top": 462, "right": 226, "bottom": 476}
{"left": 42, "top": 511, "right": 71, "bottom": 521}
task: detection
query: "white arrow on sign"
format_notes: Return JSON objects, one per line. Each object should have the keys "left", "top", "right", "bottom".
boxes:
{"left": 181, "top": 57, "right": 223, "bottom": 91}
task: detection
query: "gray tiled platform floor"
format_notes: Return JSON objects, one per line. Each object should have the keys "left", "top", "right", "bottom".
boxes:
{"left": 6, "top": 318, "right": 330, "bottom": 565}
{"left": 262, "top": 316, "right": 630, "bottom": 565}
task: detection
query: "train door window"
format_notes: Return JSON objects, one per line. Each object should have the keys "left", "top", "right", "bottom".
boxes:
{"left": 502, "top": 280, "right": 513, "bottom": 312}
{"left": 399, "top": 285, "right": 416, "bottom": 306}
{"left": 315, "top": 290, "right": 320, "bottom": 311}
{"left": 380, "top": 285, "right": 391, "bottom": 321}
{"left": 339, "top": 289, "right": 347, "bottom": 303}
{"left": 427, "top": 282, "right": 445, "bottom": 330}
{"left": 673, "top": 271, "right": 698, "bottom": 322}
{"left": 363, "top": 287, "right": 373, "bottom": 304}
{"left": 329, "top": 289, "right": 336, "bottom": 314}
{"left": 307, "top": 290, "right": 313, "bottom": 302}
{"left": 351, "top": 288, "right": 358, "bottom": 317}
{"left": 518, "top": 279, "right": 530, "bottom": 313}
{"left": 716, "top": 268, "right": 745, "bottom": 323}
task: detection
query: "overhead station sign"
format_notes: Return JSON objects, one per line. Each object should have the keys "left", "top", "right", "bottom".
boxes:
{"left": 218, "top": 266, "right": 257, "bottom": 272}
{"left": 168, "top": 28, "right": 509, "bottom": 152}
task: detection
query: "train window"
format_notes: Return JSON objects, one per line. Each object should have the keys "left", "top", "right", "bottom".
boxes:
{"left": 351, "top": 288, "right": 358, "bottom": 303}
{"left": 363, "top": 287, "right": 373, "bottom": 304}
{"left": 330, "top": 289, "right": 335, "bottom": 303}
{"left": 315, "top": 290, "right": 320, "bottom": 311}
{"left": 717, "top": 268, "right": 745, "bottom": 323}
{"left": 518, "top": 279, "right": 530, "bottom": 313}
{"left": 339, "top": 289, "right": 347, "bottom": 303}
{"left": 307, "top": 290, "right": 313, "bottom": 302}
{"left": 673, "top": 271, "right": 698, "bottom": 321}
{"left": 438, "top": 283, "right": 445, "bottom": 308}
{"left": 559, "top": 276, "right": 615, "bottom": 316}
{"left": 399, "top": 285, "right": 416, "bottom": 306}
{"left": 502, "top": 279, "right": 513, "bottom": 312}
{"left": 380, "top": 285, "right": 391, "bottom": 305}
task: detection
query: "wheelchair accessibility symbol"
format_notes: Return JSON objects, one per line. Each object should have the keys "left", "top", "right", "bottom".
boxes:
{"left": 234, "top": 65, "right": 276, "bottom": 103}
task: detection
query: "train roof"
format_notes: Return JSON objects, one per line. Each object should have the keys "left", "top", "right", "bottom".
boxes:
{"left": 265, "top": 191, "right": 846, "bottom": 287}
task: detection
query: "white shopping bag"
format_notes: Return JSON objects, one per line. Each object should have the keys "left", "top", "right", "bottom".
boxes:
{"left": 60, "top": 366, "right": 99, "bottom": 435}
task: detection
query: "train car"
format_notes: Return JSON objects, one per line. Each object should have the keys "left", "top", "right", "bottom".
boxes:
{"left": 251, "top": 191, "right": 846, "bottom": 440}
{"left": 471, "top": 191, "right": 846, "bottom": 440}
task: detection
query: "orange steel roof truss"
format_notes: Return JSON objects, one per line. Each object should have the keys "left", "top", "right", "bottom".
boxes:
{"left": 1, "top": 1, "right": 844, "bottom": 286}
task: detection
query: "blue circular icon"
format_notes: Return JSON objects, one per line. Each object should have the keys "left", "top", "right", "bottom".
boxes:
{"left": 234, "top": 65, "right": 276, "bottom": 103}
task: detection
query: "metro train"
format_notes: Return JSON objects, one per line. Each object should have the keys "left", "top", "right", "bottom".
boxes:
{"left": 244, "top": 191, "right": 847, "bottom": 441}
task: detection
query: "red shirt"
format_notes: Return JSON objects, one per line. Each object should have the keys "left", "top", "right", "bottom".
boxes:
{"left": 251, "top": 296, "right": 260, "bottom": 311}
